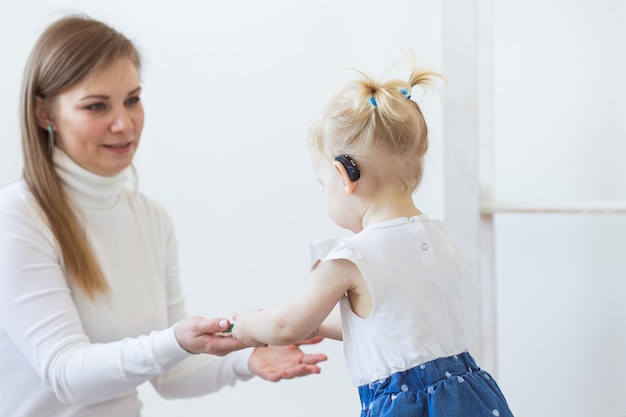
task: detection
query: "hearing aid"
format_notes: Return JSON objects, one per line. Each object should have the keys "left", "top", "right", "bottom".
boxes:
{"left": 334, "top": 154, "right": 360, "bottom": 182}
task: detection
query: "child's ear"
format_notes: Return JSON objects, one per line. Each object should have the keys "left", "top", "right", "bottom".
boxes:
{"left": 333, "top": 161, "right": 357, "bottom": 194}
{"left": 34, "top": 96, "right": 55, "bottom": 130}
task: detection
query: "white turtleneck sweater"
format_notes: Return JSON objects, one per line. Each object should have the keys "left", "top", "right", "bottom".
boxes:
{"left": 0, "top": 150, "right": 252, "bottom": 417}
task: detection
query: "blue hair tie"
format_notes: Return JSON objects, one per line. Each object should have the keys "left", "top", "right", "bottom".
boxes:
{"left": 369, "top": 96, "right": 377, "bottom": 107}
{"left": 400, "top": 88, "right": 412, "bottom": 100}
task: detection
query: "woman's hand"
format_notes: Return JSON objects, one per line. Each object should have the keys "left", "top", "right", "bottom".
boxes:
{"left": 174, "top": 316, "right": 248, "bottom": 356}
{"left": 248, "top": 337, "right": 328, "bottom": 381}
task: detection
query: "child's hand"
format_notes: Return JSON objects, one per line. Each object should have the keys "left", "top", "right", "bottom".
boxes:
{"left": 174, "top": 316, "right": 248, "bottom": 355}
{"left": 231, "top": 311, "right": 268, "bottom": 348}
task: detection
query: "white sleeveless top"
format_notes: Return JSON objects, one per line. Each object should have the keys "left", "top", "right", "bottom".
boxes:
{"left": 310, "top": 215, "right": 468, "bottom": 387}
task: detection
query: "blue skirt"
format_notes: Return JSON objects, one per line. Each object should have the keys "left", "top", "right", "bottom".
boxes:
{"left": 357, "top": 352, "right": 513, "bottom": 416}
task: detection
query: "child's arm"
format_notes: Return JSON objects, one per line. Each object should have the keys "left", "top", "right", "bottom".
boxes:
{"left": 232, "top": 258, "right": 358, "bottom": 346}
{"left": 316, "top": 308, "right": 342, "bottom": 340}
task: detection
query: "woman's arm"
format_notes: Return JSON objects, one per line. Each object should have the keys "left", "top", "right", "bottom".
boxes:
{"left": 0, "top": 191, "right": 247, "bottom": 405}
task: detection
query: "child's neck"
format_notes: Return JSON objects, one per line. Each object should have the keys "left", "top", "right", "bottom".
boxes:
{"left": 360, "top": 195, "right": 422, "bottom": 229}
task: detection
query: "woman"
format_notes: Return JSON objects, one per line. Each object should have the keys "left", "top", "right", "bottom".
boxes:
{"left": 0, "top": 14, "right": 326, "bottom": 417}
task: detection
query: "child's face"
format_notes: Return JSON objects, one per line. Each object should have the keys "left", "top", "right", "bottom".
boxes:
{"left": 311, "top": 150, "right": 359, "bottom": 232}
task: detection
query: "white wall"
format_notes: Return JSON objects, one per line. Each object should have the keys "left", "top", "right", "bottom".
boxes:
{"left": 491, "top": 1, "right": 626, "bottom": 416}
{"left": 0, "top": 1, "right": 443, "bottom": 416}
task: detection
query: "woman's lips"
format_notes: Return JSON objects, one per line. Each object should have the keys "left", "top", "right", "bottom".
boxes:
{"left": 102, "top": 142, "right": 132, "bottom": 154}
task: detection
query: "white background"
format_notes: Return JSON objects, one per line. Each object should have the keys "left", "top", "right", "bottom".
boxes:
{"left": 1, "top": 1, "right": 625, "bottom": 416}
{"left": 491, "top": 2, "right": 626, "bottom": 416}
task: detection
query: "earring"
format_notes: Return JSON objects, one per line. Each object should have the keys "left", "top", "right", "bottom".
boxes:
{"left": 47, "top": 125, "right": 55, "bottom": 156}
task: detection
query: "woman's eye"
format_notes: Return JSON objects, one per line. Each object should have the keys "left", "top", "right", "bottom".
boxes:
{"left": 126, "top": 96, "right": 141, "bottom": 105}
{"left": 86, "top": 102, "right": 106, "bottom": 111}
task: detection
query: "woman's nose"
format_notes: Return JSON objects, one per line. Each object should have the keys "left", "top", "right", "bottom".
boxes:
{"left": 110, "top": 108, "right": 133, "bottom": 133}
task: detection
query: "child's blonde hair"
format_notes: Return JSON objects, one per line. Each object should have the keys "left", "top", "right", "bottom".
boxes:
{"left": 308, "top": 59, "right": 442, "bottom": 193}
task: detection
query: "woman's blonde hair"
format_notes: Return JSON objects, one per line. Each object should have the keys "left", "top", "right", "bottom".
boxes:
{"left": 21, "top": 15, "right": 141, "bottom": 299}
{"left": 308, "top": 59, "right": 443, "bottom": 193}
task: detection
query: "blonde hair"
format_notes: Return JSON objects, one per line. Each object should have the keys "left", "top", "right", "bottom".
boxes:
{"left": 308, "top": 59, "right": 443, "bottom": 193}
{"left": 21, "top": 15, "right": 141, "bottom": 300}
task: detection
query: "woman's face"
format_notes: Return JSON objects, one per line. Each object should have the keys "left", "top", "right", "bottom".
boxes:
{"left": 50, "top": 58, "right": 144, "bottom": 177}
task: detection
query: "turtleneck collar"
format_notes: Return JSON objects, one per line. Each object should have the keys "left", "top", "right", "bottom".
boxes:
{"left": 53, "top": 149, "right": 129, "bottom": 210}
